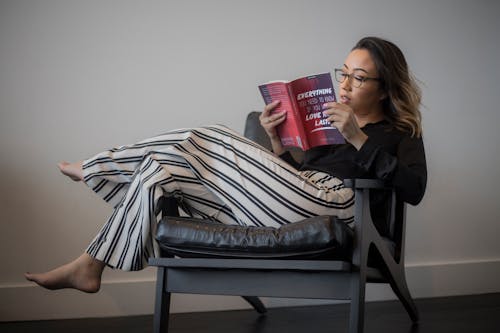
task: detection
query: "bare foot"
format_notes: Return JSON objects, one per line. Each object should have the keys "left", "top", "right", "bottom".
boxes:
{"left": 25, "top": 253, "right": 105, "bottom": 293}
{"left": 58, "top": 161, "right": 84, "bottom": 181}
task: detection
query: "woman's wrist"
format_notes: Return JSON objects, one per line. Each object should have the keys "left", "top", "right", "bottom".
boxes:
{"left": 269, "top": 136, "right": 285, "bottom": 155}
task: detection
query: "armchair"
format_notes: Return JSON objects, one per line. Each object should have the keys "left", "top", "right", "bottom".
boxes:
{"left": 148, "top": 112, "right": 419, "bottom": 333}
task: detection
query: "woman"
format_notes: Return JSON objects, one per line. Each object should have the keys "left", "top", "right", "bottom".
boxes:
{"left": 25, "top": 36, "right": 426, "bottom": 293}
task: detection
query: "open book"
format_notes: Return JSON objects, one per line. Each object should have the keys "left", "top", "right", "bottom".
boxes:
{"left": 258, "top": 72, "right": 345, "bottom": 150}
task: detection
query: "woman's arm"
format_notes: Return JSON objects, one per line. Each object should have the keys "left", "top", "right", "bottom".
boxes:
{"left": 354, "top": 134, "right": 427, "bottom": 205}
{"left": 323, "top": 102, "right": 426, "bottom": 204}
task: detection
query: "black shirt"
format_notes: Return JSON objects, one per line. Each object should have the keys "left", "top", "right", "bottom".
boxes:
{"left": 279, "top": 120, "right": 427, "bottom": 235}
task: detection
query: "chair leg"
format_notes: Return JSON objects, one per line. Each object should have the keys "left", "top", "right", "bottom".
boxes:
{"left": 348, "top": 271, "right": 367, "bottom": 333}
{"left": 153, "top": 267, "right": 171, "bottom": 333}
{"left": 387, "top": 268, "right": 419, "bottom": 324}
{"left": 242, "top": 296, "right": 267, "bottom": 314}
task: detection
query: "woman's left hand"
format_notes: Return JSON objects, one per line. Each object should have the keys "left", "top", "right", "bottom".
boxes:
{"left": 323, "top": 102, "right": 368, "bottom": 150}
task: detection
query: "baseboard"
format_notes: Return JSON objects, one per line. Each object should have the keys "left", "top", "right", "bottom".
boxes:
{"left": 2, "top": 259, "right": 500, "bottom": 321}
{"left": 405, "top": 259, "right": 500, "bottom": 298}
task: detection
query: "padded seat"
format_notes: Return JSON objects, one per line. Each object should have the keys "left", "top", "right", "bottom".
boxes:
{"left": 156, "top": 215, "right": 353, "bottom": 260}
{"left": 156, "top": 214, "right": 396, "bottom": 265}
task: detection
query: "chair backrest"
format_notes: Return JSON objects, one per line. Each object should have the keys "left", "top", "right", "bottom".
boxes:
{"left": 390, "top": 196, "right": 407, "bottom": 263}
{"left": 244, "top": 111, "right": 272, "bottom": 150}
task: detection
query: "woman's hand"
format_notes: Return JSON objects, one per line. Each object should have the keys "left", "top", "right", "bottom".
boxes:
{"left": 259, "top": 100, "right": 287, "bottom": 155}
{"left": 323, "top": 102, "right": 368, "bottom": 150}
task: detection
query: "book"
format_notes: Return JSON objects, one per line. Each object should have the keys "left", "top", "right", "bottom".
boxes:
{"left": 258, "top": 72, "right": 345, "bottom": 150}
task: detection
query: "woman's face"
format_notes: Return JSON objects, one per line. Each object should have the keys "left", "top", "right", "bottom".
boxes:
{"left": 338, "top": 48, "right": 386, "bottom": 119}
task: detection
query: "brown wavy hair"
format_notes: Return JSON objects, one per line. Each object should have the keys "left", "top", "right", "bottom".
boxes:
{"left": 353, "top": 37, "right": 422, "bottom": 137}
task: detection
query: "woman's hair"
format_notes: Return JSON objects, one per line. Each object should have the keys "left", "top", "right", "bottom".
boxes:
{"left": 353, "top": 37, "right": 422, "bottom": 137}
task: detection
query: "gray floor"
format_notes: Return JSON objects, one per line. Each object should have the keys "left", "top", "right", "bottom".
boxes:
{"left": 2, "top": 293, "right": 500, "bottom": 333}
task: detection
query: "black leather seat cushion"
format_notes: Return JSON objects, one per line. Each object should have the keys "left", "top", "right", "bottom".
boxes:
{"left": 155, "top": 215, "right": 353, "bottom": 259}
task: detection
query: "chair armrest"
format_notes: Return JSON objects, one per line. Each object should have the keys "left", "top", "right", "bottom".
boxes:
{"left": 343, "top": 178, "right": 388, "bottom": 189}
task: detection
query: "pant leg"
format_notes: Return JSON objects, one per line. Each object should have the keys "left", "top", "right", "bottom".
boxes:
{"left": 84, "top": 125, "right": 354, "bottom": 270}
{"left": 86, "top": 152, "right": 235, "bottom": 271}
{"left": 82, "top": 128, "right": 191, "bottom": 208}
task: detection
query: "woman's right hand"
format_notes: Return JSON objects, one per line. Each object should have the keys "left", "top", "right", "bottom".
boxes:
{"left": 259, "top": 100, "right": 287, "bottom": 138}
{"left": 259, "top": 100, "right": 287, "bottom": 155}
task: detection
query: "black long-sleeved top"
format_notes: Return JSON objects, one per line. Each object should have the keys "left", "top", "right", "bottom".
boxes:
{"left": 279, "top": 120, "right": 427, "bottom": 235}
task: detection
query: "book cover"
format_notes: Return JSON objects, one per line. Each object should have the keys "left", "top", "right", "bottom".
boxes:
{"left": 258, "top": 72, "right": 345, "bottom": 150}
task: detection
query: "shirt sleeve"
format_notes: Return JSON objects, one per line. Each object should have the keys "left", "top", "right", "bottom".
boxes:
{"left": 354, "top": 135, "right": 427, "bottom": 205}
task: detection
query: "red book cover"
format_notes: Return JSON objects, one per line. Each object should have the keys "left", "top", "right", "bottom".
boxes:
{"left": 259, "top": 72, "right": 345, "bottom": 150}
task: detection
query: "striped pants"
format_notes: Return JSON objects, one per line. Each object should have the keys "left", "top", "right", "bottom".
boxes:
{"left": 83, "top": 125, "right": 354, "bottom": 271}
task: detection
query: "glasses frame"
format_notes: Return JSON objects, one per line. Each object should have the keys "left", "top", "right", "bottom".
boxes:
{"left": 334, "top": 68, "right": 381, "bottom": 88}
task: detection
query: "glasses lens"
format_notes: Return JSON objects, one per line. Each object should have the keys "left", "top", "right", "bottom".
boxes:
{"left": 334, "top": 70, "right": 345, "bottom": 83}
{"left": 352, "top": 76, "right": 362, "bottom": 88}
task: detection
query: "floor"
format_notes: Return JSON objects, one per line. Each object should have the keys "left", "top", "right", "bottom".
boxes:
{"left": 2, "top": 293, "right": 500, "bottom": 333}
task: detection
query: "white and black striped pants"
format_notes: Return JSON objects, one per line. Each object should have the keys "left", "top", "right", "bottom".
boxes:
{"left": 83, "top": 125, "right": 354, "bottom": 271}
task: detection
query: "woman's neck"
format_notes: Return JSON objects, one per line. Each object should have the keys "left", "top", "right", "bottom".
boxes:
{"left": 355, "top": 110, "right": 385, "bottom": 128}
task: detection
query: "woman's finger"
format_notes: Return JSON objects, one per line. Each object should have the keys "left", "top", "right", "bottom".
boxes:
{"left": 262, "top": 100, "right": 281, "bottom": 117}
{"left": 262, "top": 110, "right": 286, "bottom": 128}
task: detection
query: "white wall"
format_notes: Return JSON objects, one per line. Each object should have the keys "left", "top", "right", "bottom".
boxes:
{"left": 1, "top": 0, "right": 499, "bottom": 321}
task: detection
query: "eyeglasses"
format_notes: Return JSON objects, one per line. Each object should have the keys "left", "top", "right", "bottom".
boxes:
{"left": 334, "top": 68, "right": 381, "bottom": 88}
